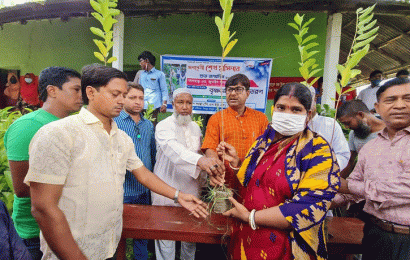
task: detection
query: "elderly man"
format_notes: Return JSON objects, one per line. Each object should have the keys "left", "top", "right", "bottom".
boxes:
{"left": 338, "top": 77, "right": 410, "bottom": 260}
{"left": 153, "top": 88, "right": 223, "bottom": 260}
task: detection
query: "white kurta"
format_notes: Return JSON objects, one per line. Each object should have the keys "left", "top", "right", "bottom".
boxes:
{"left": 152, "top": 114, "right": 205, "bottom": 206}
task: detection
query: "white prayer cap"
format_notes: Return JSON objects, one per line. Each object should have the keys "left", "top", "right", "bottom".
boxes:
{"left": 308, "top": 85, "right": 316, "bottom": 106}
{"left": 173, "top": 88, "right": 191, "bottom": 99}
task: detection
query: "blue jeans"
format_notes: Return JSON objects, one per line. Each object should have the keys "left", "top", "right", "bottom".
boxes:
{"left": 124, "top": 192, "right": 150, "bottom": 260}
{"left": 23, "top": 237, "right": 42, "bottom": 260}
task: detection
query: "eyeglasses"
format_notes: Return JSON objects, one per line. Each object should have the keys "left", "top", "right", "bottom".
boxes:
{"left": 226, "top": 87, "right": 246, "bottom": 94}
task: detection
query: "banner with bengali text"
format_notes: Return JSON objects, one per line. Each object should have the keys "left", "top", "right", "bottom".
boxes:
{"left": 161, "top": 54, "right": 272, "bottom": 114}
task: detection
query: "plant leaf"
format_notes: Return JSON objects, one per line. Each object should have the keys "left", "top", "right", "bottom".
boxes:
{"left": 215, "top": 16, "right": 224, "bottom": 35}
{"left": 304, "top": 42, "right": 319, "bottom": 50}
{"left": 335, "top": 82, "right": 342, "bottom": 95}
{"left": 361, "top": 19, "right": 377, "bottom": 33}
{"left": 306, "top": 50, "right": 320, "bottom": 60}
{"left": 223, "top": 39, "right": 238, "bottom": 57}
{"left": 293, "top": 34, "right": 302, "bottom": 45}
{"left": 225, "top": 13, "right": 234, "bottom": 32}
{"left": 90, "top": 0, "right": 102, "bottom": 13}
{"left": 93, "top": 39, "right": 107, "bottom": 56}
{"left": 356, "top": 26, "right": 379, "bottom": 41}
{"left": 309, "top": 76, "right": 320, "bottom": 86}
{"left": 91, "top": 12, "right": 103, "bottom": 23}
{"left": 342, "top": 86, "right": 357, "bottom": 94}
{"left": 299, "top": 27, "right": 308, "bottom": 37}
{"left": 359, "top": 4, "right": 376, "bottom": 19}
{"left": 299, "top": 66, "right": 309, "bottom": 80}
{"left": 90, "top": 27, "right": 105, "bottom": 38}
{"left": 358, "top": 13, "right": 374, "bottom": 27}
{"left": 288, "top": 22, "right": 299, "bottom": 31}
{"left": 353, "top": 35, "right": 376, "bottom": 51}
{"left": 340, "top": 67, "right": 351, "bottom": 87}
{"left": 302, "top": 34, "right": 317, "bottom": 45}
{"left": 308, "top": 68, "right": 322, "bottom": 78}
{"left": 94, "top": 52, "right": 105, "bottom": 62}
{"left": 109, "top": 9, "right": 120, "bottom": 16}
{"left": 336, "top": 64, "right": 345, "bottom": 75}
{"left": 107, "top": 56, "right": 117, "bottom": 63}
{"left": 220, "top": 28, "right": 230, "bottom": 48}
{"left": 302, "top": 17, "right": 315, "bottom": 29}
{"left": 294, "top": 13, "right": 303, "bottom": 26}
{"left": 350, "top": 69, "right": 362, "bottom": 79}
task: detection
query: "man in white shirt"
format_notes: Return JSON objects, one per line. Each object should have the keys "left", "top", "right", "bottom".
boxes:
{"left": 357, "top": 70, "right": 383, "bottom": 112}
{"left": 308, "top": 86, "right": 350, "bottom": 170}
{"left": 153, "top": 88, "right": 223, "bottom": 260}
{"left": 24, "top": 65, "right": 208, "bottom": 260}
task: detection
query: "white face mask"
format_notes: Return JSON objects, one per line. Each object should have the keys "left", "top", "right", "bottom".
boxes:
{"left": 271, "top": 112, "right": 307, "bottom": 136}
{"left": 24, "top": 78, "right": 33, "bottom": 84}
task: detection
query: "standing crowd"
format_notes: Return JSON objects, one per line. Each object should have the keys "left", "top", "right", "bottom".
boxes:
{"left": 1, "top": 50, "right": 409, "bottom": 260}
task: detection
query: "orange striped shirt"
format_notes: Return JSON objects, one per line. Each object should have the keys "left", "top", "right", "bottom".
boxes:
{"left": 202, "top": 107, "right": 269, "bottom": 161}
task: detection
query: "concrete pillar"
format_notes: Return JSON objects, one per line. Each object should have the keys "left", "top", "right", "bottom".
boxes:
{"left": 322, "top": 13, "right": 342, "bottom": 107}
{"left": 112, "top": 12, "right": 124, "bottom": 70}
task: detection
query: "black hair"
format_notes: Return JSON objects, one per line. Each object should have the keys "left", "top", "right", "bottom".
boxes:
{"left": 336, "top": 100, "right": 370, "bottom": 119}
{"left": 376, "top": 77, "right": 410, "bottom": 101}
{"left": 225, "top": 74, "right": 250, "bottom": 90}
{"left": 81, "top": 64, "right": 128, "bottom": 105}
{"left": 127, "top": 82, "right": 144, "bottom": 93}
{"left": 274, "top": 82, "right": 312, "bottom": 111}
{"left": 369, "top": 70, "right": 383, "bottom": 79}
{"left": 38, "top": 66, "right": 81, "bottom": 102}
{"left": 138, "top": 51, "right": 156, "bottom": 66}
{"left": 396, "top": 69, "right": 409, "bottom": 77}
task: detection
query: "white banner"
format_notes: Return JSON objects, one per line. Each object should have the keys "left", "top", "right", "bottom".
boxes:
{"left": 161, "top": 54, "right": 272, "bottom": 114}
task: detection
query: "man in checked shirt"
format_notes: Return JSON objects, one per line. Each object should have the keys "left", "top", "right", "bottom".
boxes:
{"left": 336, "top": 77, "right": 410, "bottom": 260}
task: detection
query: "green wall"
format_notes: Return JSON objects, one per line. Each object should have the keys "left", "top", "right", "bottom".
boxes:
{"left": 0, "top": 12, "right": 328, "bottom": 78}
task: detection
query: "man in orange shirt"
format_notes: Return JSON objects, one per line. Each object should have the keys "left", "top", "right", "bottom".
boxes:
{"left": 202, "top": 74, "right": 269, "bottom": 197}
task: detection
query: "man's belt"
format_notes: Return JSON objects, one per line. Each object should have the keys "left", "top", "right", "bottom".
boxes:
{"left": 368, "top": 214, "right": 410, "bottom": 235}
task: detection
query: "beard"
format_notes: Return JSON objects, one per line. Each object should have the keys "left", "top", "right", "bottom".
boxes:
{"left": 354, "top": 121, "right": 372, "bottom": 139}
{"left": 175, "top": 112, "right": 192, "bottom": 126}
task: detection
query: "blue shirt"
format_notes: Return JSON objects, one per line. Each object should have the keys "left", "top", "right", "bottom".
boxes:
{"left": 114, "top": 111, "right": 156, "bottom": 197}
{"left": 139, "top": 68, "right": 169, "bottom": 109}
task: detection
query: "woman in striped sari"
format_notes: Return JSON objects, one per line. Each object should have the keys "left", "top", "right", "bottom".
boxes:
{"left": 213, "top": 83, "right": 341, "bottom": 260}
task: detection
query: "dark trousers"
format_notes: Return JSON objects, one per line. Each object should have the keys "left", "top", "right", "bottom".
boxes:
{"left": 23, "top": 237, "right": 42, "bottom": 260}
{"left": 362, "top": 222, "right": 410, "bottom": 260}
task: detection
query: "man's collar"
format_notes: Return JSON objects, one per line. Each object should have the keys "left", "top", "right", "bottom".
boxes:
{"left": 79, "top": 107, "right": 100, "bottom": 125}
{"left": 379, "top": 125, "right": 410, "bottom": 139}
{"left": 227, "top": 106, "right": 248, "bottom": 117}
{"left": 119, "top": 110, "right": 146, "bottom": 122}
{"left": 147, "top": 67, "right": 157, "bottom": 74}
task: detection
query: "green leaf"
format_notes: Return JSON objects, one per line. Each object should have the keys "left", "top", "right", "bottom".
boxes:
{"left": 106, "top": 41, "right": 114, "bottom": 52}
{"left": 107, "top": 1, "right": 118, "bottom": 8}
{"left": 304, "top": 42, "right": 319, "bottom": 51}
{"left": 93, "top": 39, "right": 107, "bottom": 56}
{"left": 220, "top": 28, "right": 230, "bottom": 48}
{"left": 347, "top": 45, "right": 369, "bottom": 68}
{"left": 215, "top": 16, "right": 224, "bottom": 35}
{"left": 90, "top": 27, "right": 105, "bottom": 38}
{"left": 353, "top": 35, "right": 376, "bottom": 51}
{"left": 299, "top": 27, "right": 308, "bottom": 37}
{"left": 308, "top": 68, "right": 322, "bottom": 78}
{"left": 302, "top": 17, "right": 315, "bottom": 29}
{"left": 293, "top": 34, "right": 302, "bottom": 45}
{"left": 340, "top": 67, "right": 351, "bottom": 87}
{"left": 359, "top": 4, "right": 376, "bottom": 18}
{"left": 358, "top": 13, "right": 374, "bottom": 27}
{"left": 342, "top": 86, "right": 357, "bottom": 94}
{"left": 109, "top": 9, "right": 120, "bottom": 16}
{"left": 228, "top": 31, "right": 237, "bottom": 42}
{"left": 335, "top": 82, "right": 342, "bottom": 95}
{"left": 107, "top": 56, "right": 117, "bottom": 63}
{"left": 309, "top": 77, "right": 320, "bottom": 86}
{"left": 361, "top": 19, "right": 377, "bottom": 33}
{"left": 94, "top": 52, "right": 105, "bottom": 62}
{"left": 336, "top": 64, "right": 345, "bottom": 75}
{"left": 288, "top": 22, "right": 299, "bottom": 31}
{"left": 350, "top": 69, "right": 362, "bottom": 79}
{"left": 306, "top": 50, "right": 320, "bottom": 60}
{"left": 294, "top": 13, "right": 303, "bottom": 26}
{"left": 311, "top": 64, "right": 318, "bottom": 70}
{"left": 356, "top": 26, "right": 379, "bottom": 41}
{"left": 223, "top": 39, "right": 238, "bottom": 57}
{"left": 90, "top": 0, "right": 102, "bottom": 13}
{"left": 302, "top": 34, "right": 317, "bottom": 45}
{"left": 299, "top": 66, "right": 309, "bottom": 80}
{"left": 225, "top": 13, "right": 234, "bottom": 32}
{"left": 219, "top": 0, "right": 226, "bottom": 9}
{"left": 91, "top": 12, "right": 103, "bottom": 23}
{"left": 356, "top": 7, "right": 364, "bottom": 13}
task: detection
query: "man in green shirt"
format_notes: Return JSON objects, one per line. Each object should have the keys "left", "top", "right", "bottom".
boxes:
{"left": 4, "top": 66, "right": 83, "bottom": 259}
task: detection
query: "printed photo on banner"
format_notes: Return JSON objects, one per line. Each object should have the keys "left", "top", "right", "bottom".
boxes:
{"left": 161, "top": 55, "right": 273, "bottom": 114}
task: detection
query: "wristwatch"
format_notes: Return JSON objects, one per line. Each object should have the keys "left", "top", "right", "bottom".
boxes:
{"left": 174, "top": 190, "right": 180, "bottom": 203}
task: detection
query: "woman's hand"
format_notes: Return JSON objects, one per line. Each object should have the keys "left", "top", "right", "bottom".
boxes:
{"left": 222, "top": 197, "right": 250, "bottom": 222}
{"left": 178, "top": 192, "right": 209, "bottom": 219}
{"left": 216, "top": 142, "right": 240, "bottom": 167}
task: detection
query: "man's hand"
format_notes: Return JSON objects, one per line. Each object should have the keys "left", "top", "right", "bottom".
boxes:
{"left": 178, "top": 192, "right": 209, "bottom": 218}
{"left": 209, "top": 174, "right": 225, "bottom": 187}
{"left": 222, "top": 197, "right": 249, "bottom": 222}
{"left": 160, "top": 104, "right": 167, "bottom": 113}
{"left": 197, "top": 156, "right": 225, "bottom": 176}
{"left": 216, "top": 142, "right": 240, "bottom": 167}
